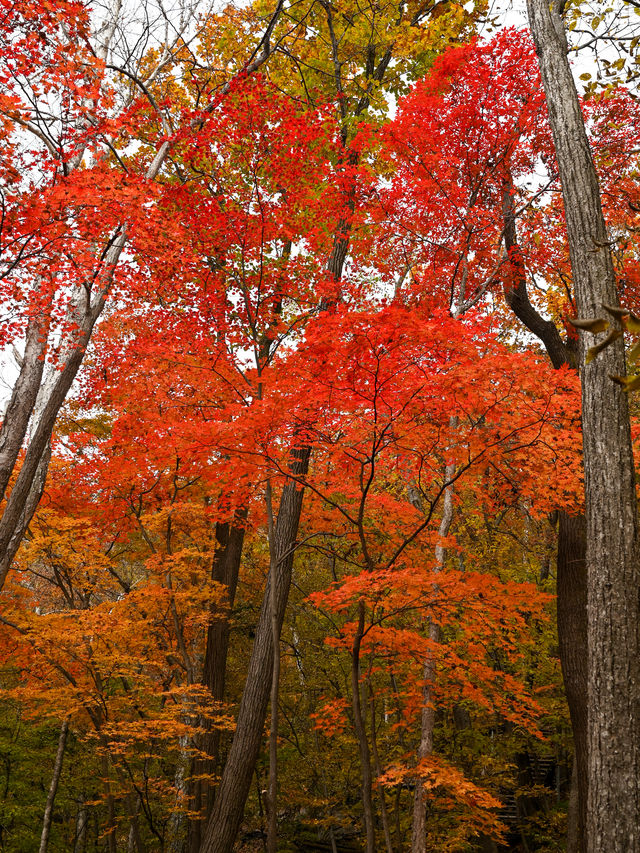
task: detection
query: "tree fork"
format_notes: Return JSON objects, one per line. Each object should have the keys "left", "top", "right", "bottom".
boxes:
{"left": 189, "top": 517, "right": 247, "bottom": 853}
{"left": 200, "top": 446, "right": 310, "bottom": 853}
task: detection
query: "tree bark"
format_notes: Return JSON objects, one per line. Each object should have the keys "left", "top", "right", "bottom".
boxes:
{"left": 203, "top": 519, "right": 247, "bottom": 704}
{"left": 369, "top": 688, "right": 393, "bottom": 853}
{"left": 73, "top": 800, "right": 88, "bottom": 853}
{"left": 200, "top": 446, "right": 310, "bottom": 853}
{"left": 39, "top": 718, "right": 69, "bottom": 853}
{"left": 351, "top": 601, "right": 376, "bottom": 853}
{"left": 266, "top": 481, "right": 281, "bottom": 853}
{"left": 557, "top": 513, "right": 587, "bottom": 852}
{"left": 410, "top": 462, "right": 454, "bottom": 853}
{"left": 567, "top": 755, "right": 580, "bottom": 853}
{"left": 503, "top": 179, "right": 587, "bottom": 850}
{"left": 526, "top": 2, "right": 640, "bottom": 848}
{"left": 0, "top": 309, "right": 50, "bottom": 502}
{"left": 189, "top": 518, "right": 246, "bottom": 853}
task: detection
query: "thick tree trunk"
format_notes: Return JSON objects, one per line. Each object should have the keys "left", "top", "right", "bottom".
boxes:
{"left": 200, "top": 446, "right": 310, "bottom": 853}
{"left": 503, "top": 180, "right": 588, "bottom": 849}
{"left": 526, "top": 1, "right": 640, "bottom": 848}
{"left": 203, "top": 520, "right": 247, "bottom": 703}
{"left": 125, "top": 793, "right": 147, "bottom": 853}
{"left": 567, "top": 755, "right": 580, "bottom": 853}
{"left": 557, "top": 513, "right": 587, "bottom": 852}
{"left": 39, "top": 718, "right": 69, "bottom": 853}
{"left": 73, "top": 800, "right": 88, "bottom": 853}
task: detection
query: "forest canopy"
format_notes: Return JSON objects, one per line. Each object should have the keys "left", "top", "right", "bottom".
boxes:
{"left": 0, "top": 0, "right": 638, "bottom": 850}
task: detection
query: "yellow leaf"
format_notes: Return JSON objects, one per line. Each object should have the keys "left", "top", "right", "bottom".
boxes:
{"left": 610, "top": 373, "right": 640, "bottom": 392}
{"left": 622, "top": 312, "right": 640, "bottom": 334}
{"left": 568, "top": 317, "right": 609, "bottom": 333}
{"left": 602, "top": 303, "right": 629, "bottom": 320}
{"left": 586, "top": 330, "right": 622, "bottom": 364}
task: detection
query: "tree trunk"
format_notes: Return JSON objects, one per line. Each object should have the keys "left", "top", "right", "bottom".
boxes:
{"left": 39, "top": 718, "right": 69, "bottom": 853}
{"left": 567, "top": 755, "right": 580, "bottom": 853}
{"left": 73, "top": 800, "right": 88, "bottom": 853}
{"left": 202, "top": 519, "right": 247, "bottom": 704}
{"left": 526, "top": 1, "right": 640, "bottom": 848}
{"left": 410, "top": 458, "right": 455, "bottom": 853}
{"left": 125, "top": 793, "right": 146, "bottom": 853}
{"left": 410, "top": 620, "right": 440, "bottom": 853}
{"left": 0, "top": 309, "right": 50, "bottom": 502}
{"left": 189, "top": 518, "right": 247, "bottom": 853}
{"left": 369, "top": 688, "right": 393, "bottom": 853}
{"left": 351, "top": 601, "right": 376, "bottom": 853}
{"left": 503, "top": 178, "right": 588, "bottom": 849}
{"left": 557, "top": 513, "right": 587, "bottom": 852}
{"left": 102, "top": 753, "right": 118, "bottom": 853}
{"left": 266, "top": 481, "right": 281, "bottom": 853}
{"left": 200, "top": 446, "right": 310, "bottom": 853}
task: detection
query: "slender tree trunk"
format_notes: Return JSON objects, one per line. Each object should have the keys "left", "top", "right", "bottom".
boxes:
{"left": 198, "top": 72, "right": 363, "bottom": 846}
{"left": 39, "top": 718, "right": 69, "bottom": 853}
{"left": 189, "top": 517, "right": 246, "bottom": 853}
{"left": 200, "top": 447, "right": 310, "bottom": 853}
{"left": 526, "top": 2, "right": 640, "bottom": 848}
{"left": 265, "top": 481, "right": 280, "bottom": 853}
{"left": 0, "top": 308, "right": 50, "bottom": 501}
{"left": 202, "top": 519, "right": 247, "bottom": 706}
{"left": 410, "top": 460, "right": 455, "bottom": 853}
{"left": 125, "top": 794, "right": 146, "bottom": 853}
{"left": 351, "top": 601, "right": 376, "bottom": 853}
{"left": 73, "top": 800, "right": 88, "bottom": 853}
{"left": 102, "top": 753, "right": 118, "bottom": 853}
{"left": 393, "top": 787, "right": 403, "bottom": 853}
{"left": 410, "top": 619, "right": 440, "bottom": 853}
{"left": 169, "top": 738, "right": 189, "bottom": 853}
{"left": 370, "top": 686, "right": 393, "bottom": 853}
{"left": 197, "top": 29, "right": 392, "bottom": 844}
